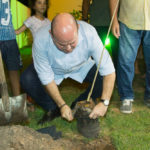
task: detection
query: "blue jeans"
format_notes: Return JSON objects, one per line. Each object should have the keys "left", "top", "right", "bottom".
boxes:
{"left": 20, "top": 64, "right": 103, "bottom": 111}
{"left": 117, "top": 22, "right": 150, "bottom": 101}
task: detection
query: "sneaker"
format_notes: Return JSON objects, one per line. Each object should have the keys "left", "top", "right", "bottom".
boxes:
{"left": 120, "top": 99, "right": 133, "bottom": 114}
{"left": 144, "top": 99, "right": 150, "bottom": 107}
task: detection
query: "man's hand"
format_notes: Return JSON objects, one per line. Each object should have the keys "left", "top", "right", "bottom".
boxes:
{"left": 60, "top": 105, "right": 73, "bottom": 121}
{"left": 89, "top": 103, "right": 108, "bottom": 119}
{"left": 112, "top": 19, "right": 120, "bottom": 39}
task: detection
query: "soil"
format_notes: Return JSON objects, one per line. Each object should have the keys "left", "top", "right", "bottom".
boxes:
{"left": 74, "top": 100, "right": 100, "bottom": 138}
{"left": 0, "top": 125, "right": 115, "bottom": 150}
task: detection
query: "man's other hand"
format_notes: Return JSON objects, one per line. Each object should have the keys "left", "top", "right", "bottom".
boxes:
{"left": 60, "top": 105, "right": 73, "bottom": 121}
{"left": 112, "top": 19, "right": 120, "bottom": 39}
{"left": 89, "top": 103, "right": 108, "bottom": 119}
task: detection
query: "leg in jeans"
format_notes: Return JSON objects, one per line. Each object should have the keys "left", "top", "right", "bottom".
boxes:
{"left": 142, "top": 31, "right": 150, "bottom": 101}
{"left": 117, "top": 22, "right": 141, "bottom": 101}
{"left": 71, "top": 65, "right": 103, "bottom": 109}
{"left": 20, "top": 63, "right": 58, "bottom": 111}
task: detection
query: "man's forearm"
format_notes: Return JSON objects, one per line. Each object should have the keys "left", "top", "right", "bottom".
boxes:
{"left": 101, "top": 72, "right": 116, "bottom": 100}
{"left": 109, "top": 0, "right": 119, "bottom": 21}
{"left": 89, "top": 72, "right": 116, "bottom": 119}
{"left": 44, "top": 80, "right": 65, "bottom": 108}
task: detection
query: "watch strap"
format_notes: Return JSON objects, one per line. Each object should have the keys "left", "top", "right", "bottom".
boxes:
{"left": 100, "top": 99, "right": 109, "bottom": 106}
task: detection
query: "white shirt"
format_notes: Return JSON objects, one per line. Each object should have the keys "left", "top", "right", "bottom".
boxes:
{"left": 33, "top": 21, "right": 115, "bottom": 85}
{"left": 24, "top": 16, "right": 51, "bottom": 38}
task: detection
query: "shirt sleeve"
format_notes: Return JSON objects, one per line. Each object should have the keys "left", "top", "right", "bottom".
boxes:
{"left": 88, "top": 26, "right": 115, "bottom": 76}
{"left": 46, "top": 18, "right": 51, "bottom": 24}
{"left": 32, "top": 35, "right": 54, "bottom": 85}
{"left": 24, "top": 17, "right": 32, "bottom": 28}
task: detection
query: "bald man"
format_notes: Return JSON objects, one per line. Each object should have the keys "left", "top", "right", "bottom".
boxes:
{"left": 20, "top": 13, "right": 115, "bottom": 124}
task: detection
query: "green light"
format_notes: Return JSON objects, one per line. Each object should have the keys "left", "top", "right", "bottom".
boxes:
{"left": 11, "top": 1, "right": 31, "bottom": 48}
{"left": 104, "top": 37, "right": 112, "bottom": 56}
{"left": 105, "top": 38, "right": 110, "bottom": 46}
{"left": 20, "top": 47, "right": 32, "bottom": 55}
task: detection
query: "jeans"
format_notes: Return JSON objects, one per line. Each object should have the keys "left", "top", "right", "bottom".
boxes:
{"left": 20, "top": 64, "right": 103, "bottom": 111}
{"left": 117, "top": 22, "right": 150, "bottom": 101}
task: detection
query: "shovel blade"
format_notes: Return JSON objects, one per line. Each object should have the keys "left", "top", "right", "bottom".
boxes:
{"left": 0, "top": 94, "right": 28, "bottom": 125}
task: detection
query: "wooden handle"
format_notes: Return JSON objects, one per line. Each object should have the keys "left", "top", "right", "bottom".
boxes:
{"left": 0, "top": 50, "right": 10, "bottom": 112}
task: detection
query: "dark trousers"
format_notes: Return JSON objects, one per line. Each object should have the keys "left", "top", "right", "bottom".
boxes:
{"left": 20, "top": 64, "right": 103, "bottom": 111}
{"left": 0, "top": 39, "right": 22, "bottom": 70}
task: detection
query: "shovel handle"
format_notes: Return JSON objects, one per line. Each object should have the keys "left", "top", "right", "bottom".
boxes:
{"left": 0, "top": 50, "right": 10, "bottom": 112}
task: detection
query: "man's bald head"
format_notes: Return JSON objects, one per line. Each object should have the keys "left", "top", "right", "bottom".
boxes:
{"left": 51, "top": 13, "right": 78, "bottom": 42}
{"left": 50, "top": 13, "right": 79, "bottom": 53}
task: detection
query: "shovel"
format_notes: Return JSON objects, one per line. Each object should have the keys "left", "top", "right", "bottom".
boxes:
{"left": 0, "top": 50, "right": 28, "bottom": 125}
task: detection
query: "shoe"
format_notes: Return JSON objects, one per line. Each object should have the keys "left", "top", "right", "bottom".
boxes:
{"left": 27, "top": 95, "right": 35, "bottom": 112}
{"left": 38, "top": 108, "right": 60, "bottom": 125}
{"left": 120, "top": 99, "right": 133, "bottom": 114}
{"left": 27, "top": 101, "right": 35, "bottom": 112}
{"left": 144, "top": 99, "right": 150, "bottom": 107}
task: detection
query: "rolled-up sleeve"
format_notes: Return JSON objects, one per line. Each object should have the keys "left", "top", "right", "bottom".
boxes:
{"left": 32, "top": 37, "right": 54, "bottom": 85}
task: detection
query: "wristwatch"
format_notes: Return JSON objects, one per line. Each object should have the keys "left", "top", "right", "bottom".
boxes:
{"left": 100, "top": 99, "right": 110, "bottom": 106}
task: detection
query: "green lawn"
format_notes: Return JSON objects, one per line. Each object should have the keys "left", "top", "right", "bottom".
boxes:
{"left": 21, "top": 47, "right": 150, "bottom": 150}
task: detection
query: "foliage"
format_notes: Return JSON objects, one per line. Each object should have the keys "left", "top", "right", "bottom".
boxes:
{"left": 70, "top": 9, "right": 82, "bottom": 20}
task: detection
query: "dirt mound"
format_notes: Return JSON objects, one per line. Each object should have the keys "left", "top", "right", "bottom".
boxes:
{"left": 0, "top": 125, "right": 115, "bottom": 150}
{"left": 0, "top": 125, "right": 61, "bottom": 150}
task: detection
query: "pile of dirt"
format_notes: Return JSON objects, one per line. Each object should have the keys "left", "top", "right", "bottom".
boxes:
{"left": 0, "top": 125, "right": 61, "bottom": 150}
{"left": 0, "top": 125, "right": 115, "bottom": 150}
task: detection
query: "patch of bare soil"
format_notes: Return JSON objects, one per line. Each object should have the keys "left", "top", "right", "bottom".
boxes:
{"left": 111, "top": 107, "right": 120, "bottom": 113}
{"left": 0, "top": 125, "right": 115, "bottom": 150}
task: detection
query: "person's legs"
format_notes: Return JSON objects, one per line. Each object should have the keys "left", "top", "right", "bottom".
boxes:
{"left": 71, "top": 65, "right": 103, "bottom": 109}
{"left": 8, "top": 71, "right": 20, "bottom": 96}
{"left": 20, "top": 63, "right": 58, "bottom": 111}
{"left": 117, "top": 22, "right": 141, "bottom": 113}
{"left": 0, "top": 39, "right": 22, "bottom": 96}
{"left": 142, "top": 31, "right": 150, "bottom": 106}
{"left": 20, "top": 63, "right": 60, "bottom": 124}
{"left": 134, "top": 45, "right": 143, "bottom": 75}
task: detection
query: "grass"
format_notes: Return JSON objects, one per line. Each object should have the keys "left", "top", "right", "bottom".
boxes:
{"left": 20, "top": 47, "right": 150, "bottom": 150}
